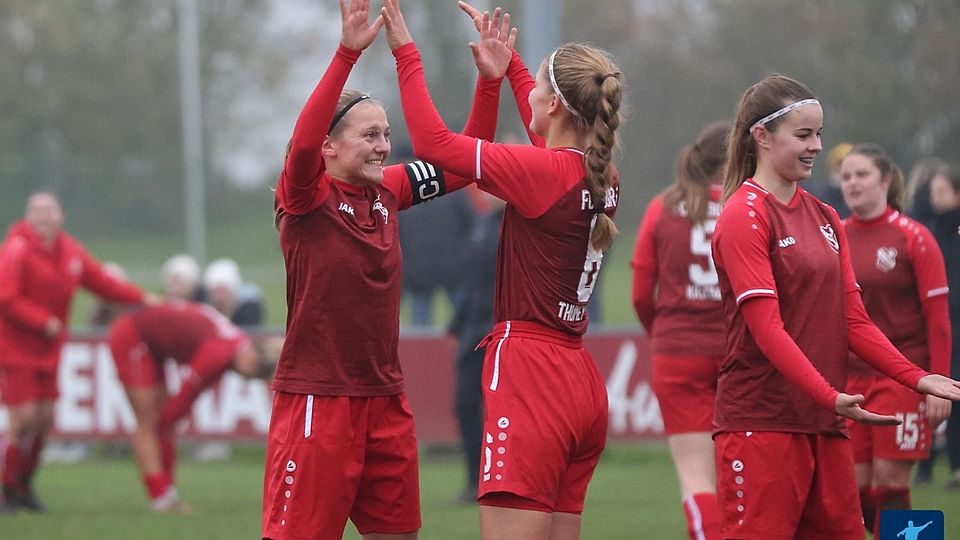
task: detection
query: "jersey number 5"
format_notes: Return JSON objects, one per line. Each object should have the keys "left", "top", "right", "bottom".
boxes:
{"left": 689, "top": 219, "right": 718, "bottom": 287}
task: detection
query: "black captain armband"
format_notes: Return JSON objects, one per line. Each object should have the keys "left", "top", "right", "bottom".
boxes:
{"left": 405, "top": 160, "right": 446, "bottom": 205}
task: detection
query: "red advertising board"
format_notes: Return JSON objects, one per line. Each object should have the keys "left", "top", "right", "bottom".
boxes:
{"left": 0, "top": 331, "right": 660, "bottom": 442}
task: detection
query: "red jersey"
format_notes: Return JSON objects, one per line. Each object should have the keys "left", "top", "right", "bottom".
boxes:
{"left": 0, "top": 221, "right": 144, "bottom": 370}
{"left": 843, "top": 208, "right": 950, "bottom": 376}
{"left": 394, "top": 43, "right": 618, "bottom": 337}
{"left": 631, "top": 186, "right": 725, "bottom": 355}
{"left": 127, "top": 301, "right": 244, "bottom": 364}
{"left": 273, "top": 45, "right": 499, "bottom": 396}
{"left": 712, "top": 182, "right": 858, "bottom": 434}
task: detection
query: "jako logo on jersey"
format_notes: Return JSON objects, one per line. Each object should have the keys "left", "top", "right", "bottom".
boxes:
{"left": 372, "top": 194, "right": 389, "bottom": 224}
{"left": 820, "top": 224, "right": 839, "bottom": 252}
{"left": 338, "top": 202, "right": 355, "bottom": 216}
{"left": 876, "top": 247, "right": 898, "bottom": 272}
{"left": 778, "top": 236, "right": 796, "bottom": 248}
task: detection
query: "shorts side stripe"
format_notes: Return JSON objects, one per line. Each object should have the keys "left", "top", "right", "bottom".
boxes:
{"left": 304, "top": 394, "right": 314, "bottom": 438}
{"left": 489, "top": 321, "right": 511, "bottom": 392}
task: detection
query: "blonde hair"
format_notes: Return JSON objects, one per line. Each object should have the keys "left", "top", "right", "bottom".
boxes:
{"left": 548, "top": 44, "right": 623, "bottom": 251}
{"left": 722, "top": 74, "right": 817, "bottom": 202}
{"left": 663, "top": 121, "right": 730, "bottom": 224}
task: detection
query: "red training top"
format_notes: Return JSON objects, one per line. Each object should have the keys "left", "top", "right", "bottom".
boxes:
{"left": 394, "top": 43, "right": 619, "bottom": 337}
{"left": 272, "top": 44, "right": 499, "bottom": 396}
{"left": 712, "top": 182, "right": 927, "bottom": 435}
{"left": 0, "top": 220, "right": 144, "bottom": 370}
{"left": 127, "top": 301, "right": 246, "bottom": 365}
{"left": 631, "top": 185, "right": 725, "bottom": 356}
{"left": 843, "top": 207, "right": 951, "bottom": 377}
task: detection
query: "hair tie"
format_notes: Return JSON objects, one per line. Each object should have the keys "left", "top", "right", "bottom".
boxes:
{"left": 597, "top": 72, "right": 620, "bottom": 85}
{"left": 328, "top": 95, "right": 371, "bottom": 133}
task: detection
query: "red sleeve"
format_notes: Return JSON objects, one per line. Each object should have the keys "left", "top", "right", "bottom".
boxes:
{"left": 393, "top": 42, "right": 579, "bottom": 219}
{"left": 0, "top": 238, "right": 52, "bottom": 330}
{"left": 384, "top": 73, "right": 502, "bottom": 209}
{"left": 77, "top": 247, "right": 145, "bottom": 305}
{"left": 908, "top": 224, "right": 952, "bottom": 375}
{"left": 277, "top": 45, "right": 362, "bottom": 215}
{"left": 505, "top": 50, "right": 544, "bottom": 148}
{"left": 740, "top": 296, "right": 839, "bottom": 411}
{"left": 631, "top": 197, "right": 663, "bottom": 333}
{"left": 712, "top": 199, "right": 778, "bottom": 305}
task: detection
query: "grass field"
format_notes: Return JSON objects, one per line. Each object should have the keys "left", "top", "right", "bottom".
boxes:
{"left": 1, "top": 443, "right": 958, "bottom": 539}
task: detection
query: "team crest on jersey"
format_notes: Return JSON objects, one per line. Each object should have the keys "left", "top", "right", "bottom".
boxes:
{"left": 372, "top": 193, "right": 389, "bottom": 224}
{"left": 68, "top": 256, "right": 83, "bottom": 277}
{"left": 820, "top": 224, "right": 839, "bottom": 253}
{"left": 875, "top": 247, "right": 898, "bottom": 272}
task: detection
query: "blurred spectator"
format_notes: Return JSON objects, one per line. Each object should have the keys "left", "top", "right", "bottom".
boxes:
{"left": 928, "top": 166, "right": 960, "bottom": 490}
{"left": 396, "top": 142, "right": 473, "bottom": 328}
{"left": 806, "top": 142, "right": 853, "bottom": 218}
{"left": 0, "top": 191, "right": 150, "bottom": 513}
{"left": 905, "top": 156, "right": 949, "bottom": 225}
{"left": 447, "top": 189, "right": 504, "bottom": 505}
{"left": 202, "top": 258, "right": 264, "bottom": 327}
{"left": 161, "top": 254, "right": 202, "bottom": 302}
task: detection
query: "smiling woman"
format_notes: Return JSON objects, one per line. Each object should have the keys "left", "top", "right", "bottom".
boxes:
{"left": 710, "top": 75, "right": 960, "bottom": 539}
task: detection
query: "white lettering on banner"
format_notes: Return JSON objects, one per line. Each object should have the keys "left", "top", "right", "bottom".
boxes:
{"left": 218, "top": 373, "right": 271, "bottom": 433}
{"left": 94, "top": 347, "right": 136, "bottom": 433}
{"left": 56, "top": 343, "right": 97, "bottom": 432}
{"left": 606, "top": 340, "right": 664, "bottom": 435}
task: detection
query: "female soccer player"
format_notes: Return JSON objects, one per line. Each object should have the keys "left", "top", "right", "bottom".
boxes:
{"left": 0, "top": 191, "right": 150, "bottom": 513}
{"left": 711, "top": 74, "right": 960, "bottom": 539}
{"left": 261, "top": 1, "right": 513, "bottom": 538}
{"left": 631, "top": 121, "right": 729, "bottom": 540}
{"left": 107, "top": 301, "right": 273, "bottom": 513}
{"left": 383, "top": 1, "right": 622, "bottom": 537}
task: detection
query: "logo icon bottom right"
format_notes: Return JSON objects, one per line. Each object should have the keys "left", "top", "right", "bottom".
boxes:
{"left": 878, "top": 510, "right": 944, "bottom": 540}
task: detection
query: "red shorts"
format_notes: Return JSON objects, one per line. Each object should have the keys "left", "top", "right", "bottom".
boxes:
{"left": 477, "top": 321, "right": 608, "bottom": 514}
{"left": 108, "top": 316, "right": 239, "bottom": 389}
{"left": 652, "top": 354, "right": 721, "bottom": 434}
{"left": 262, "top": 392, "right": 420, "bottom": 539}
{"left": 847, "top": 376, "right": 930, "bottom": 463}
{"left": 0, "top": 364, "right": 57, "bottom": 405}
{"left": 715, "top": 431, "right": 864, "bottom": 540}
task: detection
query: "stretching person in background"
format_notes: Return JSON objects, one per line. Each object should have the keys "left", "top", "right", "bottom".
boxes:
{"left": 631, "top": 121, "right": 730, "bottom": 540}
{"left": 840, "top": 143, "right": 951, "bottom": 535}
{"left": 384, "top": 1, "right": 623, "bottom": 537}
{"left": 262, "top": 1, "right": 509, "bottom": 538}
{"left": 107, "top": 301, "right": 279, "bottom": 513}
{"left": 0, "top": 191, "right": 152, "bottom": 513}
{"left": 712, "top": 74, "right": 960, "bottom": 540}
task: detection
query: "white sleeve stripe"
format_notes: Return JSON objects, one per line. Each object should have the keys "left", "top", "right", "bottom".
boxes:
{"left": 735, "top": 288, "right": 777, "bottom": 304}
{"left": 474, "top": 139, "right": 482, "bottom": 180}
{"left": 304, "top": 395, "right": 314, "bottom": 438}
{"left": 927, "top": 287, "right": 950, "bottom": 298}
{"left": 415, "top": 160, "right": 429, "bottom": 178}
{"left": 425, "top": 162, "right": 436, "bottom": 176}
{"left": 408, "top": 163, "right": 424, "bottom": 183}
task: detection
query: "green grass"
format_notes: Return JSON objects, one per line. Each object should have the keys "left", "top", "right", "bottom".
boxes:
{"left": 3, "top": 443, "right": 959, "bottom": 539}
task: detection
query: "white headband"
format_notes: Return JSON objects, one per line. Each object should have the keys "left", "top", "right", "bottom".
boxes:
{"left": 548, "top": 49, "right": 582, "bottom": 119}
{"left": 750, "top": 99, "right": 820, "bottom": 131}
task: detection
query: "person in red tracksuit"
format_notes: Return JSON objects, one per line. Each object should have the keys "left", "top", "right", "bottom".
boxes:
{"left": 711, "top": 74, "right": 960, "bottom": 540}
{"left": 839, "top": 143, "right": 951, "bottom": 535}
{"left": 0, "top": 191, "right": 150, "bottom": 513}
{"left": 108, "top": 301, "right": 275, "bottom": 513}
{"left": 260, "top": 1, "right": 510, "bottom": 538}
{"left": 383, "top": 1, "right": 623, "bottom": 537}
{"left": 631, "top": 121, "right": 730, "bottom": 540}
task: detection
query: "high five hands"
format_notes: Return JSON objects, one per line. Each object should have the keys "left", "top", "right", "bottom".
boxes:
{"left": 340, "top": 0, "right": 384, "bottom": 51}
{"left": 458, "top": 2, "right": 518, "bottom": 80}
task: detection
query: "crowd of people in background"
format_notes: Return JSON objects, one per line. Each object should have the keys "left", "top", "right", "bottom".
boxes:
{"left": 3, "top": 2, "right": 960, "bottom": 540}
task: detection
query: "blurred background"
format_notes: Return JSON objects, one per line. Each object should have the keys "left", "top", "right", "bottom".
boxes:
{"left": 3, "top": 0, "right": 959, "bottom": 330}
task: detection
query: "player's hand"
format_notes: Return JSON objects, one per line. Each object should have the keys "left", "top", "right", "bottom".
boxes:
{"left": 926, "top": 395, "right": 952, "bottom": 427}
{"left": 43, "top": 317, "right": 62, "bottom": 339}
{"left": 381, "top": 0, "right": 413, "bottom": 51}
{"left": 917, "top": 374, "right": 960, "bottom": 401}
{"left": 465, "top": 7, "right": 517, "bottom": 80}
{"left": 835, "top": 392, "right": 902, "bottom": 426}
{"left": 339, "top": 0, "right": 383, "bottom": 51}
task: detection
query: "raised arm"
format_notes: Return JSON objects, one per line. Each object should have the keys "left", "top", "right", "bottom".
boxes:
{"left": 277, "top": 0, "right": 383, "bottom": 215}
